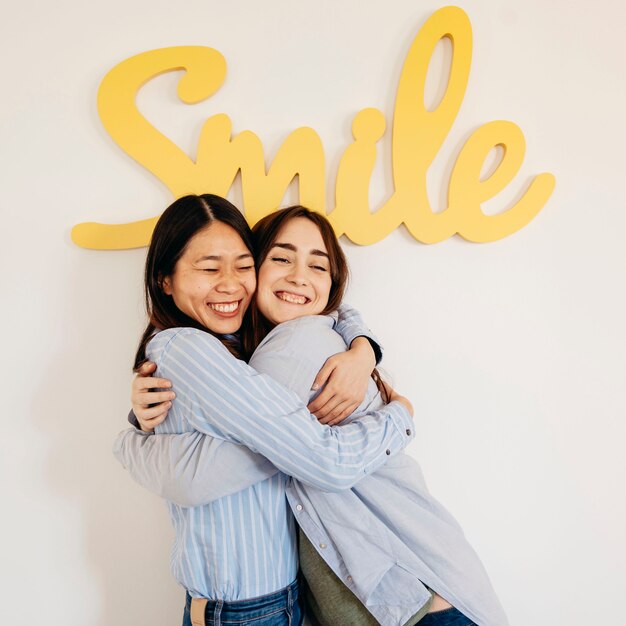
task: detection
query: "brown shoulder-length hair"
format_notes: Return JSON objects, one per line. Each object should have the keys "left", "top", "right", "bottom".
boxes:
{"left": 242, "top": 205, "right": 389, "bottom": 401}
{"left": 133, "top": 194, "right": 254, "bottom": 370}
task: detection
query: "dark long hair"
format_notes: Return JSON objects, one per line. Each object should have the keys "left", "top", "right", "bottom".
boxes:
{"left": 133, "top": 194, "right": 253, "bottom": 370}
{"left": 242, "top": 206, "right": 389, "bottom": 401}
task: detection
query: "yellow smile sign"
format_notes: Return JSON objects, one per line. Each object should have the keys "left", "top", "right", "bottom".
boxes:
{"left": 72, "top": 6, "right": 555, "bottom": 250}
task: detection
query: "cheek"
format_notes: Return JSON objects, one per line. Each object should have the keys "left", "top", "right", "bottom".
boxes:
{"left": 258, "top": 283, "right": 273, "bottom": 309}
{"left": 320, "top": 277, "right": 332, "bottom": 303}
{"left": 257, "top": 263, "right": 271, "bottom": 285}
{"left": 311, "top": 277, "right": 332, "bottom": 312}
{"left": 245, "top": 273, "right": 257, "bottom": 297}
{"left": 257, "top": 273, "right": 278, "bottom": 312}
{"left": 190, "top": 280, "right": 211, "bottom": 299}
{"left": 257, "top": 266, "right": 276, "bottom": 296}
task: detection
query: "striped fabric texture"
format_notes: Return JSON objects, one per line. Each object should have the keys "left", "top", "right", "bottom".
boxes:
{"left": 116, "top": 309, "right": 413, "bottom": 601}
{"left": 116, "top": 315, "right": 508, "bottom": 625}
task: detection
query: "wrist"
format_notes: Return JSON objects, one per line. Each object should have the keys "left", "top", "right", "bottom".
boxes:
{"left": 350, "top": 336, "right": 376, "bottom": 369}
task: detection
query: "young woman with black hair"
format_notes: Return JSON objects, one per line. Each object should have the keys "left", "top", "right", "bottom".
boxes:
{"left": 115, "top": 195, "right": 415, "bottom": 626}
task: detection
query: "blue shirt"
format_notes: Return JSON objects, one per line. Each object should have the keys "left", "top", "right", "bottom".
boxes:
{"left": 115, "top": 315, "right": 508, "bottom": 625}
{"left": 114, "top": 310, "right": 414, "bottom": 601}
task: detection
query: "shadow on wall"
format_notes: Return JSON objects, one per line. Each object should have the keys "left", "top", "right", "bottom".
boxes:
{"left": 32, "top": 249, "right": 182, "bottom": 626}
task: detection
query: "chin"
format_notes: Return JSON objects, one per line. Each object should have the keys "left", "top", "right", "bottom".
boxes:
{"left": 205, "top": 316, "right": 242, "bottom": 335}
{"left": 222, "top": 320, "right": 243, "bottom": 334}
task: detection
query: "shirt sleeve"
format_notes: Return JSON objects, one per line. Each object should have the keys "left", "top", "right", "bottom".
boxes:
{"left": 112, "top": 428, "right": 279, "bottom": 507}
{"left": 156, "top": 328, "right": 414, "bottom": 492}
{"left": 334, "top": 303, "right": 383, "bottom": 364}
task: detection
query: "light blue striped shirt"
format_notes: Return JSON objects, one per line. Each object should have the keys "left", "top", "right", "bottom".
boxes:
{"left": 115, "top": 314, "right": 414, "bottom": 601}
{"left": 116, "top": 315, "right": 508, "bottom": 626}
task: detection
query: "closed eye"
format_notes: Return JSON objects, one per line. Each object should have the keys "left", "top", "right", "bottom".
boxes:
{"left": 271, "top": 257, "right": 290, "bottom": 264}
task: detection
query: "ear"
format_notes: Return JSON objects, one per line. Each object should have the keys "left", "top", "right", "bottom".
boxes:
{"left": 161, "top": 275, "right": 173, "bottom": 296}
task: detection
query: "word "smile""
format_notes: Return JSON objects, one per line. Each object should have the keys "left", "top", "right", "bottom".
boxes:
{"left": 71, "top": 6, "right": 555, "bottom": 250}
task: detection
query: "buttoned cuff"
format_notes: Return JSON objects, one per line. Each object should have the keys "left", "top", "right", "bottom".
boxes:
{"left": 361, "top": 401, "right": 414, "bottom": 477}
{"left": 385, "top": 400, "right": 416, "bottom": 451}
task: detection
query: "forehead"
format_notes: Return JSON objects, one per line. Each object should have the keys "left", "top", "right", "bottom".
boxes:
{"left": 274, "top": 217, "right": 327, "bottom": 251}
{"left": 184, "top": 222, "right": 250, "bottom": 258}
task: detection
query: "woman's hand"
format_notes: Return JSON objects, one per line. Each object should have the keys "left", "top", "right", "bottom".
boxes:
{"left": 387, "top": 388, "right": 414, "bottom": 418}
{"left": 307, "top": 337, "right": 376, "bottom": 425}
{"left": 379, "top": 379, "right": 414, "bottom": 417}
{"left": 132, "top": 361, "right": 175, "bottom": 432}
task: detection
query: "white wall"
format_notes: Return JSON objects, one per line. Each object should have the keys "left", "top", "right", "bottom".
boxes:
{"left": 2, "top": 1, "right": 624, "bottom": 624}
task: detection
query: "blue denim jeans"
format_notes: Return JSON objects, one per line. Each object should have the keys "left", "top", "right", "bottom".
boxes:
{"left": 418, "top": 607, "right": 477, "bottom": 626}
{"left": 182, "top": 578, "right": 303, "bottom": 626}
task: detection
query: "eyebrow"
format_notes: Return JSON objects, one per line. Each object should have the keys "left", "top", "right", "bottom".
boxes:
{"left": 272, "top": 242, "right": 329, "bottom": 259}
{"left": 196, "top": 253, "right": 254, "bottom": 262}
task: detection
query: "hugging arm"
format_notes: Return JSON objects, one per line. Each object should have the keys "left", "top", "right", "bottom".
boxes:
{"left": 149, "top": 328, "right": 413, "bottom": 494}
{"left": 116, "top": 306, "right": 388, "bottom": 504}
{"left": 308, "top": 304, "right": 382, "bottom": 423}
{"left": 334, "top": 303, "right": 383, "bottom": 363}
{"left": 113, "top": 429, "right": 279, "bottom": 507}
{"left": 130, "top": 303, "right": 382, "bottom": 430}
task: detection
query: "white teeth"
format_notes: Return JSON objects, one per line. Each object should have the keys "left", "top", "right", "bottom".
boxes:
{"left": 277, "top": 292, "right": 307, "bottom": 305}
{"left": 209, "top": 302, "right": 239, "bottom": 313}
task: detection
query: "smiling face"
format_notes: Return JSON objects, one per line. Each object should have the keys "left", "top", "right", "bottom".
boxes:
{"left": 256, "top": 217, "right": 333, "bottom": 325}
{"left": 162, "top": 221, "right": 256, "bottom": 334}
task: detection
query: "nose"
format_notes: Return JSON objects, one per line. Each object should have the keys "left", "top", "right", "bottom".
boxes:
{"left": 286, "top": 263, "right": 308, "bottom": 286}
{"left": 215, "top": 269, "right": 241, "bottom": 294}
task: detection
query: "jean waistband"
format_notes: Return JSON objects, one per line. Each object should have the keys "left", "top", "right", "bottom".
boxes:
{"left": 186, "top": 577, "right": 299, "bottom": 614}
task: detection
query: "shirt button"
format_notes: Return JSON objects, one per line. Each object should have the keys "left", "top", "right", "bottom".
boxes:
{"left": 347, "top": 576, "right": 353, "bottom": 583}
{"left": 319, "top": 543, "right": 327, "bottom": 549}
{"left": 296, "top": 504, "right": 303, "bottom": 511}
{"left": 406, "top": 429, "right": 412, "bottom": 436}
{"left": 385, "top": 449, "right": 391, "bottom": 455}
